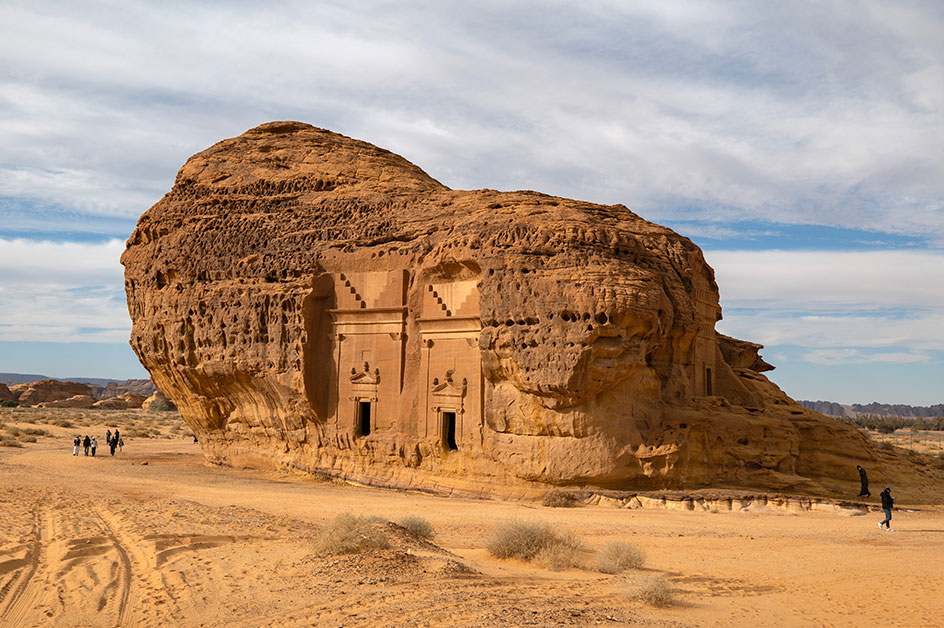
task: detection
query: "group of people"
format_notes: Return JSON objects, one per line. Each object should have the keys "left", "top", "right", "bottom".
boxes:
{"left": 72, "top": 429, "right": 123, "bottom": 457}
{"left": 856, "top": 465, "right": 896, "bottom": 531}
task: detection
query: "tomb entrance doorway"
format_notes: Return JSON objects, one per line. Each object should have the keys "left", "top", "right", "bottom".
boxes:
{"left": 357, "top": 400, "right": 372, "bottom": 437}
{"left": 442, "top": 411, "right": 458, "bottom": 451}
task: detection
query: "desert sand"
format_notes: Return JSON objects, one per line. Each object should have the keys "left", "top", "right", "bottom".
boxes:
{"left": 1, "top": 412, "right": 942, "bottom": 627}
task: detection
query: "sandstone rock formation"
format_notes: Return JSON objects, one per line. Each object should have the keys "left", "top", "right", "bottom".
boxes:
{"left": 11, "top": 380, "right": 92, "bottom": 407}
{"left": 142, "top": 390, "right": 177, "bottom": 411}
{"left": 122, "top": 121, "right": 882, "bottom": 496}
{"left": 92, "top": 398, "right": 131, "bottom": 410}
{"left": 0, "top": 383, "right": 13, "bottom": 403}
{"left": 98, "top": 379, "right": 157, "bottom": 400}
{"left": 39, "top": 395, "right": 95, "bottom": 409}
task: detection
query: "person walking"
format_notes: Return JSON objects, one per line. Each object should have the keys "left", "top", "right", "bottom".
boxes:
{"left": 878, "top": 487, "right": 895, "bottom": 531}
{"left": 109, "top": 435, "right": 117, "bottom": 456}
{"left": 118, "top": 438, "right": 124, "bottom": 452}
{"left": 106, "top": 429, "right": 112, "bottom": 446}
{"left": 856, "top": 465, "right": 871, "bottom": 497}
{"left": 113, "top": 429, "right": 120, "bottom": 446}
{"left": 83, "top": 435, "right": 91, "bottom": 456}
{"left": 73, "top": 435, "right": 80, "bottom": 456}
{"left": 90, "top": 436, "right": 97, "bottom": 457}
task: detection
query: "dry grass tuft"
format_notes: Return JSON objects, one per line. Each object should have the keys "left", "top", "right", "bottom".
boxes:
{"left": 396, "top": 515, "right": 434, "bottom": 539}
{"left": 533, "top": 532, "right": 586, "bottom": 571}
{"left": 629, "top": 574, "right": 675, "bottom": 607}
{"left": 542, "top": 490, "right": 582, "bottom": 508}
{"left": 487, "top": 520, "right": 559, "bottom": 560}
{"left": 314, "top": 513, "right": 390, "bottom": 555}
{"left": 487, "top": 520, "right": 587, "bottom": 570}
{"left": 593, "top": 541, "right": 645, "bottom": 573}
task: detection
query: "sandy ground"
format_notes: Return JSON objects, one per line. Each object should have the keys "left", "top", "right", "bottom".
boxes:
{"left": 1, "top": 420, "right": 943, "bottom": 627}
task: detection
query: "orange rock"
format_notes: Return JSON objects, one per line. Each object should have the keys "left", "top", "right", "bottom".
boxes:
{"left": 118, "top": 392, "right": 147, "bottom": 408}
{"left": 92, "top": 398, "right": 130, "bottom": 410}
{"left": 10, "top": 380, "right": 92, "bottom": 406}
{"left": 38, "top": 394, "right": 95, "bottom": 408}
{"left": 142, "top": 390, "right": 177, "bottom": 411}
{"left": 121, "top": 122, "right": 883, "bottom": 495}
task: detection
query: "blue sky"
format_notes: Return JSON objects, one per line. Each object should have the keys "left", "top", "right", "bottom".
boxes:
{"left": 0, "top": 1, "right": 941, "bottom": 404}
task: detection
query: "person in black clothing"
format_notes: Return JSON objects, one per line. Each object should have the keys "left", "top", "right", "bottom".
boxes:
{"left": 109, "top": 435, "right": 117, "bottom": 456}
{"left": 878, "top": 487, "right": 895, "bottom": 531}
{"left": 856, "top": 465, "right": 870, "bottom": 497}
{"left": 83, "top": 435, "right": 91, "bottom": 456}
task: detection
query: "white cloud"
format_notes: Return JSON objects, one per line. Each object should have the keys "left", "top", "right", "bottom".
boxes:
{"left": 0, "top": 238, "right": 130, "bottom": 343}
{"left": 709, "top": 250, "right": 944, "bottom": 310}
{"left": 803, "top": 348, "right": 932, "bottom": 366}
{"left": 710, "top": 249, "right": 944, "bottom": 357}
{"left": 0, "top": 1, "right": 941, "bottom": 240}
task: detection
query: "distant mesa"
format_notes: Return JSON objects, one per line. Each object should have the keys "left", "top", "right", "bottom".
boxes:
{"left": 120, "top": 121, "right": 917, "bottom": 496}
{"left": 798, "top": 400, "right": 944, "bottom": 419}
{"left": 1, "top": 376, "right": 158, "bottom": 409}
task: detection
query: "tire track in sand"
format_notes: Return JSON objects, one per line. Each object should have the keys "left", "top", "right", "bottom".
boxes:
{"left": 90, "top": 507, "right": 139, "bottom": 626}
{"left": 0, "top": 508, "right": 51, "bottom": 624}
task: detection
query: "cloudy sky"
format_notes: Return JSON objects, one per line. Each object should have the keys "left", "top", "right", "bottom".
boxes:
{"left": 1, "top": 1, "right": 941, "bottom": 404}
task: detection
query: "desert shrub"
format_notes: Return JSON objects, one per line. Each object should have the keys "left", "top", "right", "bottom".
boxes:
{"left": 19, "top": 435, "right": 37, "bottom": 443}
{"left": 396, "top": 515, "right": 434, "bottom": 539}
{"left": 487, "top": 520, "right": 558, "bottom": 560}
{"left": 629, "top": 574, "right": 674, "bottom": 607}
{"left": 0, "top": 400, "right": 17, "bottom": 407}
{"left": 533, "top": 532, "right": 586, "bottom": 571}
{"left": 0, "top": 437, "right": 23, "bottom": 448}
{"left": 314, "top": 513, "right": 390, "bottom": 555}
{"left": 487, "top": 520, "right": 586, "bottom": 567}
{"left": 53, "top": 419, "right": 73, "bottom": 428}
{"left": 23, "top": 427, "right": 49, "bottom": 436}
{"left": 542, "top": 490, "right": 582, "bottom": 508}
{"left": 3, "top": 426, "right": 21, "bottom": 437}
{"left": 593, "top": 541, "right": 646, "bottom": 573}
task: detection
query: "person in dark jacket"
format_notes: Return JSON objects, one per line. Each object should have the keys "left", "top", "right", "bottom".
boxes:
{"left": 856, "top": 465, "right": 870, "bottom": 497}
{"left": 83, "top": 435, "right": 91, "bottom": 456}
{"left": 878, "top": 487, "right": 895, "bottom": 531}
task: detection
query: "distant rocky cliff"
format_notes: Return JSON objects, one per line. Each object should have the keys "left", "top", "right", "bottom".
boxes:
{"left": 799, "top": 400, "right": 944, "bottom": 418}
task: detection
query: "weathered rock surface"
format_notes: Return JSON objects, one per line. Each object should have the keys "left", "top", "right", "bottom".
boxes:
{"left": 118, "top": 392, "right": 147, "bottom": 408}
{"left": 142, "top": 390, "right": 177, "bottom": 411}
{"left": 39, "top": 394, "right": 95, "bottom": 409}
{"left": 98, "top": 379, "right": 157, "bottom": 400}
{"left": 92, "top": 398, "right": 131, "bottom": 410}
{"left": 11, "top": 380, "right": 92, "bottom": 406}
{"left": 0, "top": 383, "right": 13, "bottom": 403}
{"left": 122, "top": 121, "right": 888, "bottom": 496}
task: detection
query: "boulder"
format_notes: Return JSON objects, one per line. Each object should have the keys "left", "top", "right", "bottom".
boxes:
{"left": 120, "top": 121, "right": 893, "bottom": 496}
{"left": 117, "top": 392, "right": 147, "bottom": 408}
{"left": 11, "top": 380, "right": 92, "bottom": 406}
{"left": 38, "top": 394, "right": 95, "bottom": 408}
{"left": 92, "top": 397, "right": 130, "bottom": 410}
{"left": 142, "top": 390, "right": 177, "bottom": 411}
{"left": 0, "top": 383, "right": 14, "bottom": 403}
